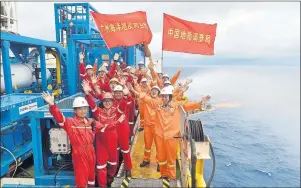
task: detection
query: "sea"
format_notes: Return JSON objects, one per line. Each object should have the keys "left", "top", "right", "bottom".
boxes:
{"left": 165, "top": 65, "right": 300, "bottom": 187}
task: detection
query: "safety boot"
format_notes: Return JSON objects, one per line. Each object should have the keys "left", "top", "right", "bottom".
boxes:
{"left": 140, "top": 161, "right": 150, "bottom": 167}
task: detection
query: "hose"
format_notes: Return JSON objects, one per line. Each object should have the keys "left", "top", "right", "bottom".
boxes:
{"left": 54, "top": 163, "right": 73, "bottom": 186}
{"left": 19, "top": 167, "right": 33, "bottom": 178}
{"left": 206, "top": 137, "right": 216, "bottom": 188}
{"left": 0, "top": 146, "right": 18, "bottom": 177}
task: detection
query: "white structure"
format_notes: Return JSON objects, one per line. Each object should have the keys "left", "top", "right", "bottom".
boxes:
{"left": 1, "top": 2, "right": 18, "bottom": 33}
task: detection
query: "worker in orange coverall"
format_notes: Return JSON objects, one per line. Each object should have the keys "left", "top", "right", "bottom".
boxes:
{"left": 128, "top": 84, "right": 161, "bottom": 171}
{"left": 82, "top": 81, "right": 128, "bottom": 187}
{"left": 41, "top": 91, "right": 105, "bottom": 188}
{"left": 134, "top": 77, "right": 151, "bottom": 131}
{"left": 130, "top": 86, "right": 210, "bottom": 182}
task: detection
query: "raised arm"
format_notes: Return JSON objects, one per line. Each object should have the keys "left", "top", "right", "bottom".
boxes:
{"left": 182, "top": 95, "right": 211, "bottom": 112}
{"left": 42, "top": 91, "right": 66, "bottom": 128}
{"left": 170, "top": 68, "right": 182, "bottom": 85}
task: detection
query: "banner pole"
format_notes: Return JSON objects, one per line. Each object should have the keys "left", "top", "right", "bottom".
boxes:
{"left": 161, "top": 50, "right": 164, "bottom": 73}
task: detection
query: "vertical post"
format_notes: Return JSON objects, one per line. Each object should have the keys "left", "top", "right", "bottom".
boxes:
{"left": 67, "top": 38, "right": 76, "bottom": 95}
{"left": 161, "top": 50, "right": 164, "bottom": 72}
{"left": 39, "top": 46, "right": 47, "bottom": 91}
{"left": 54, "top": 5, "right": 60, "bottom": 43}
{"left": 2, "top": 40, "right": 13, "bottom": 94}
{"left": 30, "top": 114, "right": 42, "bottom": 178}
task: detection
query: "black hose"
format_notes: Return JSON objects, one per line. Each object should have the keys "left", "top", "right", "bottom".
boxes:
{"left": 206, "top": 139, "right": 216, "bottom": 188}
{"left": 19, "top": 167, "right": 34, "bottom": 178}
{"left": 54, "top": 163, "right": 73, "bottom": 186}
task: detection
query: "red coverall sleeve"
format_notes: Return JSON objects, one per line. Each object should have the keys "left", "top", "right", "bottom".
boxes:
{"left": 117, "top": 97, "right": 128, "bottom": 114}
{"left": 49, "top": 104, "right": 67, "bottom": 131}
{"left": 127, "top": 96, "right": 135, "bottom": 125}
{"left": 85, "top": 94, "right": 101, "bottom": 119}
{"left": 107, "top": 62, "right": 117, "bottom": 79}
{"left": 79, "top": 63, "right": 88, "bottom": 80}
{"left": 92, "top": 120, "right": 106, "bottom": 132}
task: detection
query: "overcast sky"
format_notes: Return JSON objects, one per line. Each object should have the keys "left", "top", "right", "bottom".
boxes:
{"left": 17, "top": 2, "right": 300, "bottom": 64}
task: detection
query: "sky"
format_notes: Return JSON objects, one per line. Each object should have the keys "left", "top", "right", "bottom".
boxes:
{"left": 16, "top": 2, "right": 300, "bottom": 65}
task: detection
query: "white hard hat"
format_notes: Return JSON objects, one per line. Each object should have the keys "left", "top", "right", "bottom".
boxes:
{"left": 103, "top": 62, "right": 109, "bottom": 67}
{"left": 167, "top": 85, "right": 174, "bottom": 91}
{"left": 113, "top": 53, "right": 120, "bottom": 61}
{"left": 72, "top": 97, "right": 89, "bottom": 108}
{"left": 126, "top": 66, "right": 131, "bottom": 69}
{"left": 141, "top": 78, "right": 147, "bottom": 82}
{"left": 98, "top": 66, "right": 107, "bottom": 72}
{"left": 164, "top": 80, "right": 171, "bottom": 85}
{"left": 161, "top": 86, "right": 173, "bottom": 95}
{"left": 151, "top": 85, "right": 161, "bottom": 93}
{"left": 162, "top": 74, "right": 169, "bottom": 78}
{"left": 114, "top": 85, "right": 123, "bottom": 92}
{"left": 85, "top": 65, "right": 93, "bottom": 70}
{"left": 117, "top": 62, "right": 120, "bottom": 66}
{"left": 138, "top": 61, "right": 144, "bottom": 65}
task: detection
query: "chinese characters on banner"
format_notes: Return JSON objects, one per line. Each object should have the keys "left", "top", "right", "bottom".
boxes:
{"left": 162, "top": 13, "right": 217, "bottom": 55}
{"left": 91, "top": 11, "right": 153, "bottom": 48}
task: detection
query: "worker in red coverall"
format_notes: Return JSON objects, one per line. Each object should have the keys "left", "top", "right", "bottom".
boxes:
{"left": 112, "top": 85, "right": 132, "bottom": 178}
{"left": 82, "top": 81, "right": 129, "bottom": 187}
{"left": 41, "top": 91, "right": 105, "bottom": 188}
{"left": 79, "top": 52, "right": 99, "bottom": 98}
{"left": 121, "top": 72, "right": 135, "bottom": 141}
{"left": 95, "top": 63, "right": 116, "bottom": 93}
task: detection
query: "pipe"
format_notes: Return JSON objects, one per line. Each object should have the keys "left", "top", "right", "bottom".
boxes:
{"left": 195, "top": 159, "right": 206, "bottom": 187}
{"left": 0, "top": 63, "right": 51, "bottom": 93}
{"left": 45, "top": 50, "right": 61, "bottom": 97}
{"left": 46, "top": 50, "right": 61, "bottom": 85}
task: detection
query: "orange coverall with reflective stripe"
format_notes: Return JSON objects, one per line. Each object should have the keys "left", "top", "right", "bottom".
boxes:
{"left": 134, "top": 83, "right": 150, "bottom": 129}
{"left": 140, "top": 95, "right": 201, "bottom": 179}
{"left": 138, "top": 93, "right": 161, "bottom": 162}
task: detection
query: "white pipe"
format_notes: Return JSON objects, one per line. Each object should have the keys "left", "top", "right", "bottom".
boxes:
{"left": 0, "top": 63, "right": 51, "bottom": 93}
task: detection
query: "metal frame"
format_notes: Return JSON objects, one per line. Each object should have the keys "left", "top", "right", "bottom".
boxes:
{"left": 1, "top": 32, "right": 67, "bottom": 95}
{"left": 53, "top": 3, "right": 146, "bottom": 95}
{"left": 1, "top": 32, "right": 68, "bottom": 177}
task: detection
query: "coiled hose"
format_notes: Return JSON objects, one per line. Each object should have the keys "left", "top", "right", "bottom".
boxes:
{"left": 188, "top": 120, "right": 216, "bottom": 188}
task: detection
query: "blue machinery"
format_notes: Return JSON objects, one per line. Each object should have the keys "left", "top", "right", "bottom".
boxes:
{"left": 0, "top": 2, "right": 146, "bottom": 182}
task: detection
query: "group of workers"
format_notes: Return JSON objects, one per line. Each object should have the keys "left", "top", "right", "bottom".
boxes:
{"left": 41, "top": 51, "right": 210, "bottom": 188}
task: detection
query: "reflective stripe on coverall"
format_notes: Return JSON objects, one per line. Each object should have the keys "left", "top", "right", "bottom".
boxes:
{"left": 113, "top": 97, "right": 133, "bottom": 171}
{"left": 138, "top": 93, "right": 161, "bottom": 163}
{"left": 140, "top": 95, "right": 202, "bottom": 179}
{"left": 49, "top": 104, "right": 104, "bottom": 187}
{"left": 86, "top": 94, "right": 124, "bottom": 186}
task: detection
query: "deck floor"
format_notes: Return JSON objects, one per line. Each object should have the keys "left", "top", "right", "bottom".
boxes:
{"left": 130, "top": 130, "right": 161, "bottom": 179}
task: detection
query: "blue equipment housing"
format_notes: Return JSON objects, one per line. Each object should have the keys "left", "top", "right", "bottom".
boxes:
{"left": 1, "top": 94, "right": 44, "bottom": 177}
{"left": 0, "top": 32, "right": 68, "bottom": 177}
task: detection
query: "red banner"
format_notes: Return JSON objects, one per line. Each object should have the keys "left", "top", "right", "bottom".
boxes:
{"left": 91, "top": 11, "right": 152, "bottom": 48}
{"left": 162, "top": 13, "right": 217, "bottom": 55}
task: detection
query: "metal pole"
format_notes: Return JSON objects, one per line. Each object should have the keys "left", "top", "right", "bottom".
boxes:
{"left": 2, "top": 41, "right": 13, "bottom": 94}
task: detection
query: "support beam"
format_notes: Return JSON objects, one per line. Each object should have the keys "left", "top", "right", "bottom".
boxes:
{"left": 67, "top": 38, "right": 76, "bottom": 95}
{"left": 39, "top": 46, "right": 47, "bottom": 91}
{"left": 1, "top": 40, "right": 13, "bottom": 94}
